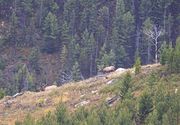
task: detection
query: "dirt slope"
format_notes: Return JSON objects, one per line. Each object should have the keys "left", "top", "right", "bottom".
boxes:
{"left": 0, "top": 64, "right": 161, "bottom": 125}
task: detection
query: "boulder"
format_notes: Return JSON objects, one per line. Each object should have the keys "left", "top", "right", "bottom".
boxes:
{"left": 75, "top": 100, "right": 90, "bottom": 108}
{"left": 12, "top": 92, "right": 24, "bottom": 98}
{"left": 115, "top": 68, "right": 126, "bottom": 73}
{"left": 175, "top": 88, "right": 178, "bottom": 94}
{"left": 45, "top": 85, "right": 57, "bottom": 91}
{"left": 106, "top": 80, "right": 114, "bottom": 85}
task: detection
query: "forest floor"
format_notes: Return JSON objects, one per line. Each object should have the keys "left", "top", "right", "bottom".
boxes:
{"left": 0, "top": 63, "right": 173, "bottom": 125}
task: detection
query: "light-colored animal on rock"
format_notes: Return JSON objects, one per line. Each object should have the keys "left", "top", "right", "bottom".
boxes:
{"left": 102, "top": 66, "right": 115, "bottom": 73}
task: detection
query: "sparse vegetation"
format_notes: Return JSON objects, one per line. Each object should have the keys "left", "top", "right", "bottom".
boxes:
{"left": 134, "top": 56, "right": 141, "bottom": 75}
{"left": 14, "top": 65, "right": 180, "bottom": 125}
{"left": 0, "top": 89, "right": 5, "bottom": 99}
{"left": 0, "top": 0, "right": 179, "bottom": 124}
{"left": 0, "top": 66, "right": 180, "bottom": 125}
{"left": 160, "top": 38, "right": 180, "bottom": 73}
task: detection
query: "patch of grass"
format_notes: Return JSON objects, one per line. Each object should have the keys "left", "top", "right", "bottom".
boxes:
{"left": 168, "top": 74, "right": 180, "bottom": 83}
{"left": 100, "top": 78, "right": 123, "bottom": 94}
{"left": 48, "top": 90, "right": 59, "bottom": 97}
{"left": 36, "top": 98, "right": 45, "bottom": 107}
{"left": 100, "top": 84, "right": 120, "bottom": 94}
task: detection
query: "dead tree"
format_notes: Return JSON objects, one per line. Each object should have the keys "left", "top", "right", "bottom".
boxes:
{"left": 144, "top": 25, "right": 163, "bottom": 63}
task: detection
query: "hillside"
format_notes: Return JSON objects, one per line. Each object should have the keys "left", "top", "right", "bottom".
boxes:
{"left": 0, "top": 0, "right": 180, "bottom": 97}
{"left": 0, "top": 0, "right": 180, "bottom": 125}
{"left": 0, "top": 64, "right": 179, "bottom": 125}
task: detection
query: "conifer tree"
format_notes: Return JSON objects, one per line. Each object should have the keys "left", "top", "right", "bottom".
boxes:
{"left": 28, "top": 47, "right": 40, "bottom": 73}
{"left": 55, "top": 103, "right": 70, "bottom": 125}
{"left": 15, "top": 64, "right": 35, "bottom": 92}
{"left": 138, "top": 91, "right": 153, "bottom": 123}
{"left": 9, "top": 11, "right": 18, "bottom": 44}
{"left": 120, "top": 72, "right": 132, "bottom": 98}
{"left": 60, "top": 45, "right": 68, "bottom": 71}
{"left": 134, "top": 56, "right": 141, "bottom": 75}
{"left": 172, "top": 37, "right": 180, "bottom": 73}
{"left": 160, "top": 43, "right": 169, "bottom": 65}
{"left": 61, "top": 22, "right": 70, "bottom": 46}
{"left": 97, "top": 48, "right": 115, "bottom": 71}
{"left": 72, "top": 61, "right": 81, "bottom": 82}
{"left": 42, "top": 11, "right": 59, "bottom": 53}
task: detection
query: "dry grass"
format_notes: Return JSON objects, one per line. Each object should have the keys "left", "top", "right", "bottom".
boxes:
{"left": 0, "top": 64, "right": 162, "bottom": 125}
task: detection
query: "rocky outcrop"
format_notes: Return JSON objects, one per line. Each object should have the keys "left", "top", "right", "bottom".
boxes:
{"left": 44, "top": 85, "right": 57, "bottom": 91}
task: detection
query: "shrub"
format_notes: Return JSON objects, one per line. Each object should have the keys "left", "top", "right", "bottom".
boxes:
{"left": 138, "top": 91, "right": 153, "bottom": 123}
{"left": 120, "top": 72, "right": 132, "bottom": 97}
{"left": 134, "top": 56, "right": 141, "bottom": 75}
{"left": 166, "top": 38, "right": 180, "bottom": 73}
{"left": 29, "top": 47, "right": 41, "bottom": 74}
{"left": 55, "top": 103, "right": 70, "bottom": 125}
{"left": 0, "top": 89, "right": 5, "bottom": 99}
{"left": 160, "top": 43, "right": 169, "bottom": 65}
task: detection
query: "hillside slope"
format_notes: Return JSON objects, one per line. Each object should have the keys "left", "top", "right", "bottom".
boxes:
{"left": 0, "top": 64, "right": 179, "bottom": 125}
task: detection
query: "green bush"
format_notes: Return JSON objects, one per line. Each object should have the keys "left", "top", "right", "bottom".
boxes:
{"left": 160, "top": 43, "right": 169, "bottom": 65}
{"left": 55, "top": 103, "right": 70, "bottom": 125}
{"left": 134, "top": 56, "right": 141, "bottom": 75}
{"left": 28, "top": 47, "right": 41, "bottom": 74}
{"left": 0, "top": 89, "right": 5, "bottom": 99}
{"left": 167, "top": 39, "right": 180, "bottom": 73}
{"left": 120, "top": 72, "right": 132, "bottom": 97}
{"left": 138, "top": 91, "right": 153, "bottom": 123}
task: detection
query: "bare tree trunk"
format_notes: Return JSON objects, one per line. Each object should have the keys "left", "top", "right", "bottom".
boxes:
{"left": 147, "top": 40, "right": 151, "bottom": 64}
{"left": 155, "top": 38, "right": 158, "bottom": 63}
{"left": 144, "top": 25, "right": 162, "bottom": 64}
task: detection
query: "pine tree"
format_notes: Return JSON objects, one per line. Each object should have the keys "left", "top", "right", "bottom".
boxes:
{"left": 114, "top": 5, "right": 135, "bottom": 67}
{"left": 120, "top": 72, "right": 132, "bottom": 98}
{"left": 15, "top": 64, "right": 35, "bottom": 92}
{"left": 72, "top": 61, "right": 81, "bottom": 82}
{"left": 160, "top": 43, "right": 169, "bottom": 65}
{"left": 134, "top": 56, "right": 141, "bottom": 75}
{"left": 42, "top": 11, "right": 59, "bottom": 53}
{"left": 60, "top": 45, "right": 68, "bottom": 70}
{"left": 115, "top": 45, "right": 127, "bottom": 68}
{"left": 59, "top": 21, "right": 71, "bottom": 76}
{"left": 55, "top": 103, "right": 70, "bottom": 125}
{"left": 9, "top": 10, "right": 18, "bottom": 44}
{"left": 166, "top": 37, "right": 180, "bottom": 73}
{"left": 28, "top": 47, "right": 40, "bottom": 73}
{"left": 138, "top": 91, "right": 153, "bottom": 123}
{"left": 80, "top": 30, "right": 96, "bottom": 77}
{"left": 172, "top": 37, "right": 180, "bottom": 73}
{"left": 61, "top": 22, "right": 70, "bottom": 46}
{"left": 97, "top": 48, "right": 115, "bottom": 71}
